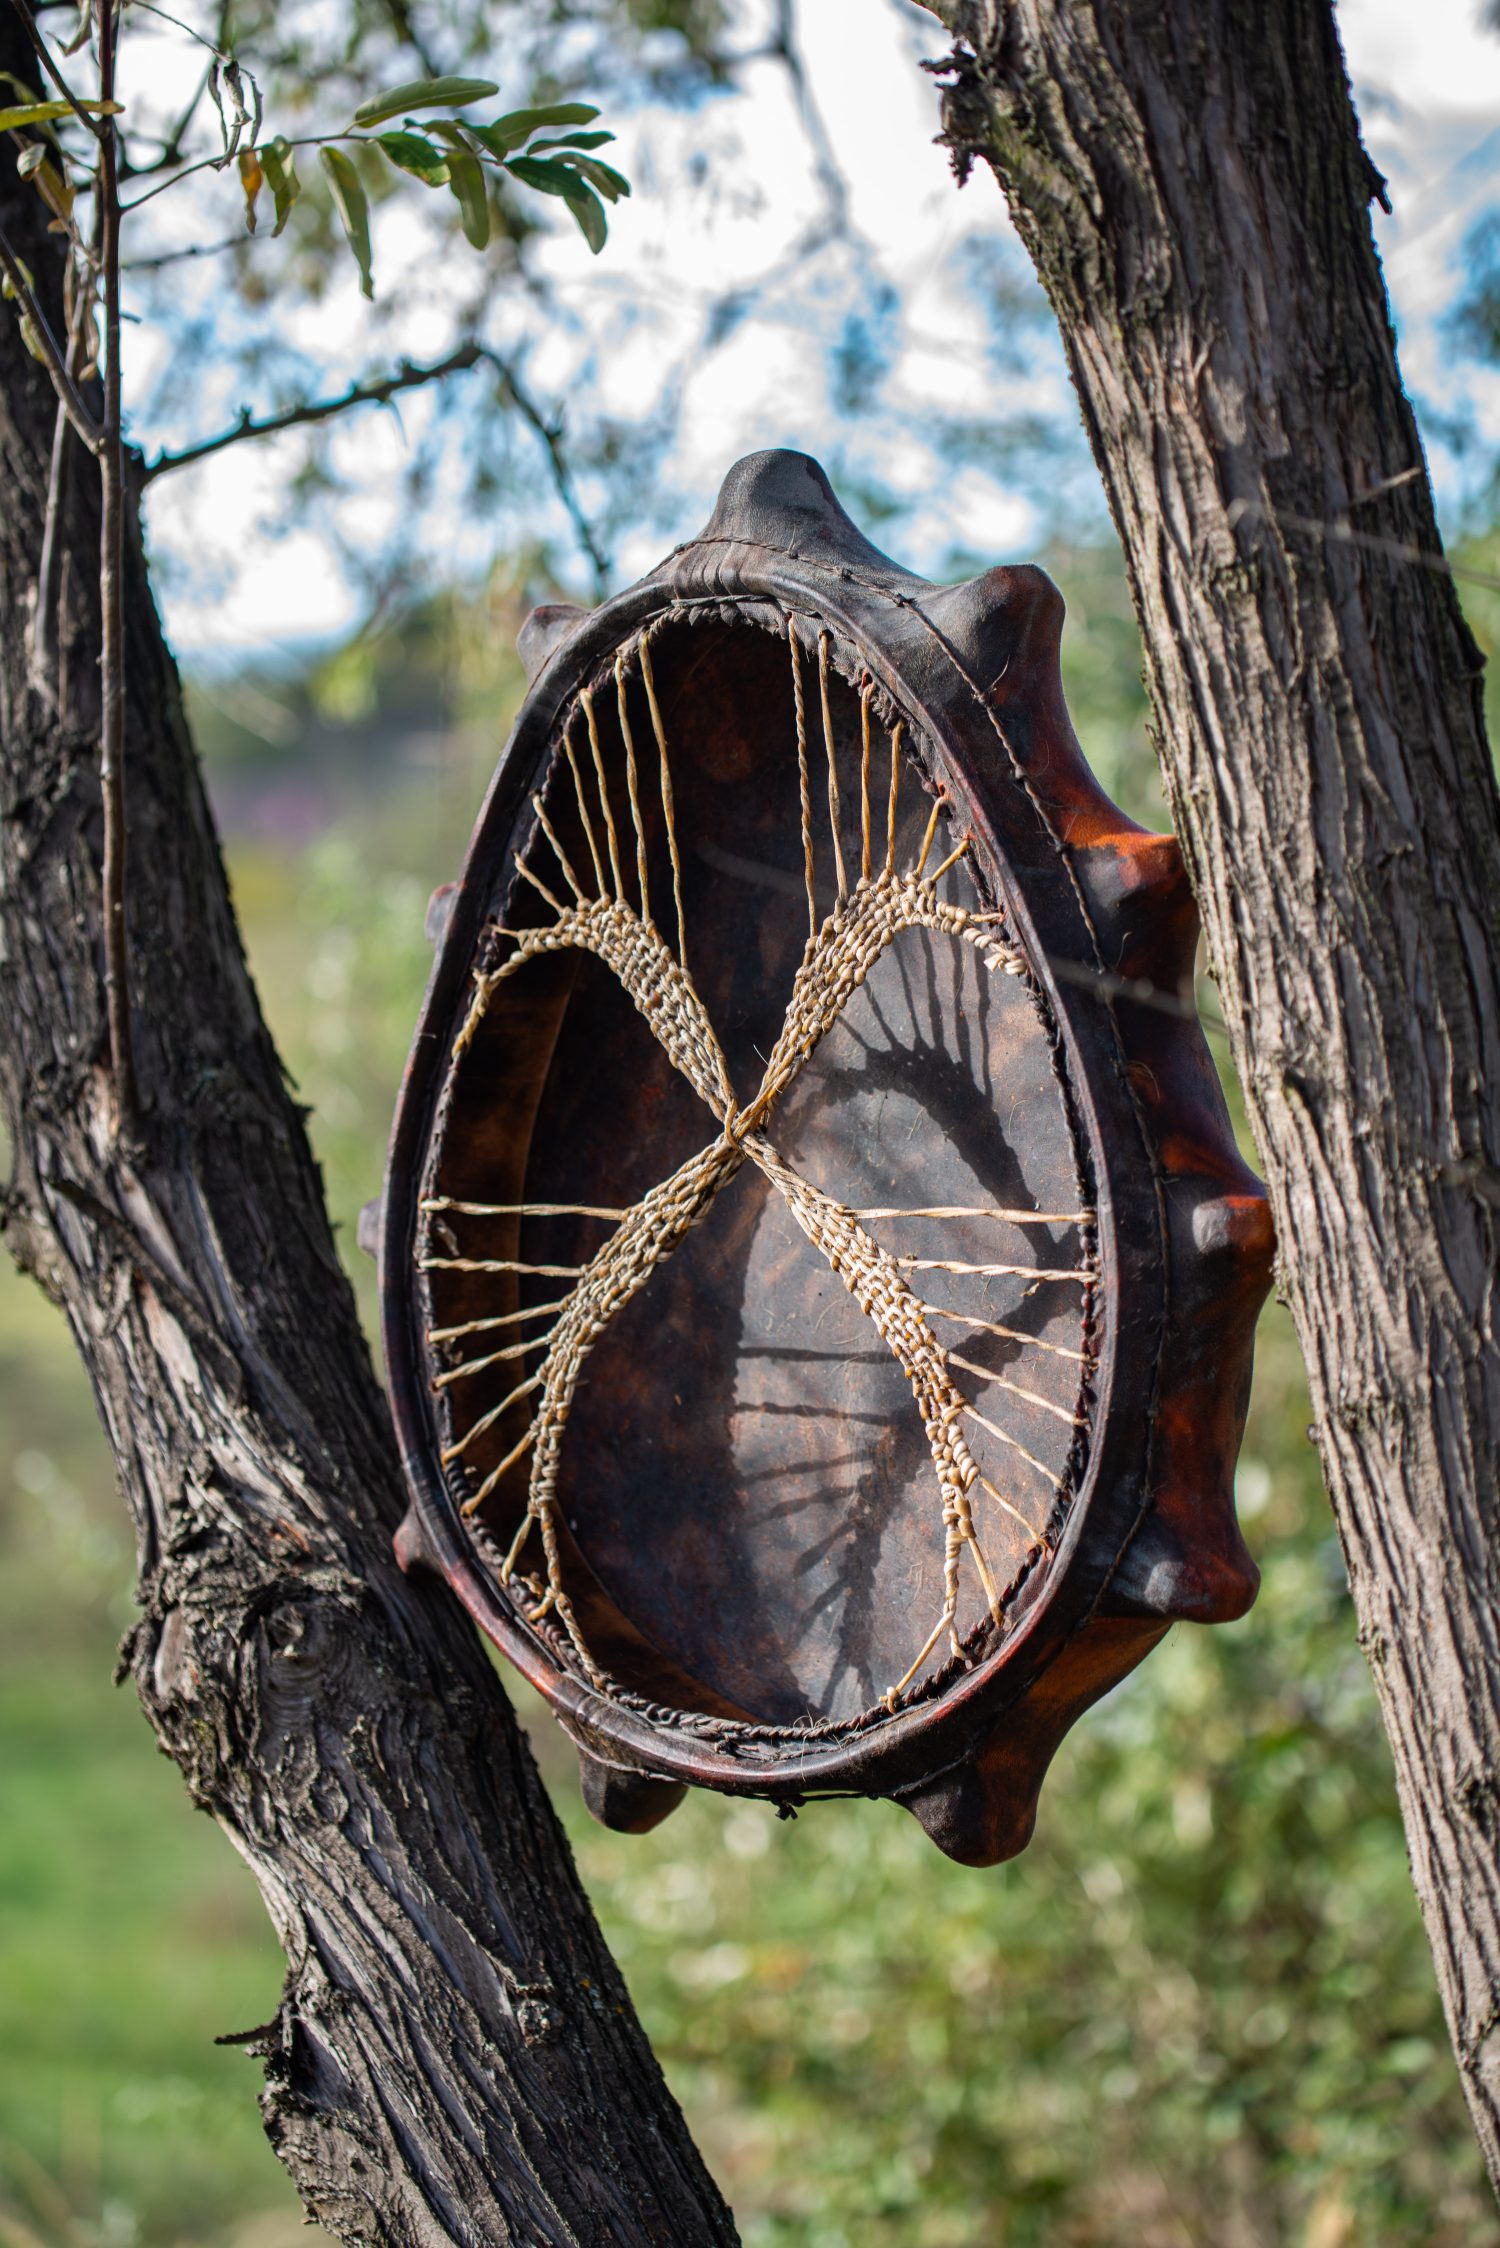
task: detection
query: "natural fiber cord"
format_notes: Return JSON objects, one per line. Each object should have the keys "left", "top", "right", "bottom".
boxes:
{"left": 421, "top": 620, "right": 1096, "bottom": 1708}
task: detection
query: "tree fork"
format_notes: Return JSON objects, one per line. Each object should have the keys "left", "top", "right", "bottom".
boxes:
{"left": 918, "top": 0, "right": 1500, "bottom": 2184}
{"left": 0, "top": 32, "right": 735, "bottom": 2245}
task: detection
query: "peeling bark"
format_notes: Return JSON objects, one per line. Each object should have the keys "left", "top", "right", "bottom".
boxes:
{"left": 918, "top": 0, "right": 1500, "bottom": 2188}
{"left": 0, "top": 34, "right": 735, "bottom": 2246}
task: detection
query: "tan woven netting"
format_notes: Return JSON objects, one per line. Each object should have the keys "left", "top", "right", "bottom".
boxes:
{"left": 419, "top": 617, "right": 1097, "bottom": 1716}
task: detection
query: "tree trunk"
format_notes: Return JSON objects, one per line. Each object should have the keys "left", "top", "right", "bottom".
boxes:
{"left": 0, "top": 44, "right": 735, "bottom": 2248}
{"left": 919, "top": 0, "right": 1500, "bottom": 2187}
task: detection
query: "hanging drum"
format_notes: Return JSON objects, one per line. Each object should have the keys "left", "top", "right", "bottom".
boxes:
{"left": 378, "top": 450, "right": 1273, "bottom": 1865}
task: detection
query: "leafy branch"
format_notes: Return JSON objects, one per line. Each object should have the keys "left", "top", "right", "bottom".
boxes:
{"left": 4, "top": 0, "right": 115, "bottom": 142}
{"left": 0, "top": 27, "right": 634, "bottom": 1145}
{"left": 120, "top": 82, "right": 631, "bottom": 281}
{"left": 303, "top": 81, "right": 632, "bottom": 291}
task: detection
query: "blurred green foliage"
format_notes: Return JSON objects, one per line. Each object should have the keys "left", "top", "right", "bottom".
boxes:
{"left": 1, "top": 550, "right": 1496, "bottom": 2248}
{"left": 0, "top": 1221, "right": 303, "bottom": 2248}
{"left": 1453, "top": 526, "right": 1500, "bottom": 758}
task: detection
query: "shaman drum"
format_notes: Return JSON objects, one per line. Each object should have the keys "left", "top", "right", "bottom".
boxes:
{"left": 378, "top": 451, "right": 1272, "bottom": 1864}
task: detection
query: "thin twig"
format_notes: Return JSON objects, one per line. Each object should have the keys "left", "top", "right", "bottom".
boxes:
{"left": 140, "top": 333, "right": 612, "bottom": 618}
{"left": 487, "top": 350, "right": 610, "bottom": 596}
{"left": 1039, "top": 950, "right": 1226, "bottom": 1032}
{"left": 119, "top": 130, "right": 334, "bottom": 212}
{"left": 125, "top": 0, "right": 228, "bottom": 57}
{"left": 34, "top": 397, "right": 71, "bottom": 685}
{"left": 5, "top": 0, "right": 106, "bottom": 140}
{"left": 153, "top": 59, "right": 214, "bottom": 173}
{"left": 0, "top": 224, "right": 103, "bottom": 450}
{"left": 685, "top": 0, "right": 864, "bottom": 381}
{"left": 32, "top": 243, "right": 97, "bottom": 691}
{"left": 97, "top": 0, "right": 137, "bottom": 1134}
{"left": 766, "top": 0, "right": 850, "bottom": 237}
{"left": 118, "top": 146, "right": 225, "bottom": 209}
{"left": 140, "top": 341, "right": 486, "bottom": 481}
{"left": 381, "top": 0, "right": 445, "bottom": 78}
{"left": 122, "top": 233, "right": 243, "bottom": 273}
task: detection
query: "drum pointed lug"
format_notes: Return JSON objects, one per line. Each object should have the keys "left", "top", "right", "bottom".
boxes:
{"left": 356, "top": 1194, "right": 383, "bottom": 1259}
{"left": 896, "top": 1617, "right": 1169, "bottom": 1866}
{"left": 518, "top": 603, "right": 589, "bottom": 683}
{"left": 393, "top": 1502, "right": 444, "bottom": 1580}
{"left": 576, "top": 1749, "right": 687, "bottom": 1835}
{"left": 425, "top": 882, "right": 458, "bottom": 946}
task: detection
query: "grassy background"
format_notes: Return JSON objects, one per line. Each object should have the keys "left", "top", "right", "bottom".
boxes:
{"left": 2, "top": 553, "right": 1497, "bottom": 2247}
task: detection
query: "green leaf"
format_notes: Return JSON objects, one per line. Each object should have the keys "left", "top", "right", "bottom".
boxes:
{"left": 561, "top": 181, "right": 607, "bottom": 254}
{"left": 374, "top": 129, "right": 449, "bottom": 184}
{"left": 428, "top": 125, "right": 489, "bottom": 248}
{"left": 544, "top": 151, "right": 629, "bottom": 204}
{"left": 449, "top": 150, "right": 490, "bottom": 247}
{"left": 260, "top": 136, "right": 299, "bottom": 236}
{"left": 0, "top": 98, "right": 123, "bottom": 131}
{"left": 501, "top": 154, "right": 574, "bottom": 200}
{"left": 470, "top": 103, "right": 599, "bottom": 159}
{"left": 352, "top": 75, "right": 499, "bottom": 129}
{"left": 321, "top": 146, "right": 374, "bottom": 298}
{"left": 0, "top": 73, "right": 48, "bottom": 118}
{"left": 505, "top": 154, "right": 608, "bottom": 253}
{"left": 527, "top": 130, "right": 615, "bottom": 153}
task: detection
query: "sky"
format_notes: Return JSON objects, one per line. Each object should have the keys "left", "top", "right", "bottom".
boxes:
{"left": 112, "top": 0, "right": 1500, "bottom": 660}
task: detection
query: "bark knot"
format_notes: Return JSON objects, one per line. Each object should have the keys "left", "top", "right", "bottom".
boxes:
{"left": 1457, "top": 1768, "right": 1500, "bottom": 1847}
{"left": 513, "top": 1986, "right": 564, "bottom": 2047}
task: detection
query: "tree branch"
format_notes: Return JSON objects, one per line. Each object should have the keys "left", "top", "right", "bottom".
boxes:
{"left": 140, "top": 341, "right": 486, "bottom": 481}
{"left": 139, "top": 337, "right": 615, "bottom": 595}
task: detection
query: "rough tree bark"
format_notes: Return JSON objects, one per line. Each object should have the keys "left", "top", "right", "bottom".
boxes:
{"left": 0, "top": 29, "right": 736, "bottom": 2246}
{"left": 918, "top": 0, "right": 1500, "bottom": 2186}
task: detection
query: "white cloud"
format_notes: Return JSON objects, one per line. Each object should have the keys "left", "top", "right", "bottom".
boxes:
{"left": 1339, "top": 0, "right": 1500, "bottom": 118}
